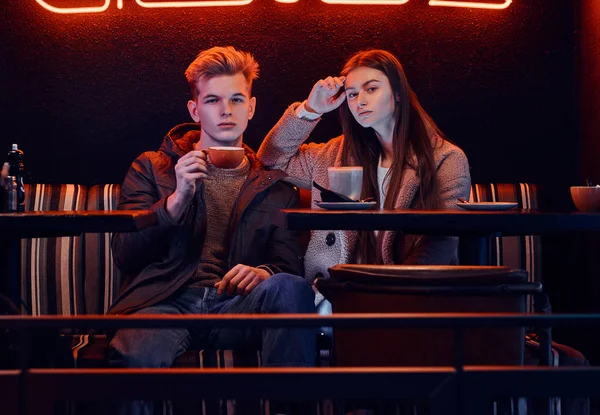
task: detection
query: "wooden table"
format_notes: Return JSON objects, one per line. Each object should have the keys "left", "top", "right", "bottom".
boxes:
{"left": 0, "top": 210, "right": 157, "bottom": 306}
{"left": 275, "top": 208, "right": 600, "bottom": 235}
{"left": 275, "top": 208, "right": 600, "bottom": 265}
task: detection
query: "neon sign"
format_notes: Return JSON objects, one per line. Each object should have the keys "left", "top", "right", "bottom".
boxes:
{"left": 321, "top": 0, "right": 409, "bottom": 4}
{"left": 429, "top": 0, "right": 511, "bottom": 9}
{"left": 36, "top": 0, "right": 114, "bottom": 13}
{"left": 35, "top": 0, "right": 511, "bottom": 13}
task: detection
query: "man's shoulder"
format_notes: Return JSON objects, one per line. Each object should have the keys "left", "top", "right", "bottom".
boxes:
{"left": 263, "top": 177, "right": 300, "bottom": 206}
{"left": 271, "top": 179, "right": 299, "bottom": 194}
{"left": 130, "top": 149, "right": 173, "bottom": 173}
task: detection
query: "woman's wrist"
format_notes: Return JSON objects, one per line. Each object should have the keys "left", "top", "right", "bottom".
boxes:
{"left": 303, "top": 100, "right": 320, "bottom": 114}
{"left": 295, "top": 100, "right": 322, "bottom": 120}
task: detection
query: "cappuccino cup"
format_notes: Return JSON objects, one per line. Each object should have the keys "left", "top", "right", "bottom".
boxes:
{"left": 327, "top": 166, "right": 363, "bottom": 201}
{"left": 207, "top": 147, "right": 245, "bottom": 169}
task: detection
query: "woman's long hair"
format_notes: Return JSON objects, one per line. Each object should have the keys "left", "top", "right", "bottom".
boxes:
{"left": 339, "top": 49, "right": 445, "bottom": 264}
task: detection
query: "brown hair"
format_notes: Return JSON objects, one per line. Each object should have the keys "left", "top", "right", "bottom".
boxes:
{"left": 339, "top": 49, "right": 444, "bottom": 264}
{"left": 184, "top": 46, "right": 259, "bottom": 100}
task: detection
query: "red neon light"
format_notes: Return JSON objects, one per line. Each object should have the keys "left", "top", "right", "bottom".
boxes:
{"left": 135, "top": 0, "right": 253, "bottom": 7}
{"left": 35, "top": 0, "right": 511, "bottom": 13}
{"left": 35, "top": 0, "right": 111, "bottom": 13}
{"left": 321, "top": 0, "right": 408, "bottom": 3}
{"left": 429, "top": 0, "right": 511, "bottom": 9}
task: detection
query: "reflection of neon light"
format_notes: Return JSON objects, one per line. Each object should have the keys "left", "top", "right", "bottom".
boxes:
{"left": 429, "top": 0, "right": 511, "bottom": 9}
{"left": 118, "top": 0, "right": 123, "bottom": 8}
{"left": 275, "top": 0, "right": 299, "bottom": 3}
{"left": 35, "top": 0, "right": 111, "bottom": 13}
{"left": 135, "top": 0, "right": 253, "bottom": 7}
{"left": 321, "top": 0, "right": 408, "bottom": 3}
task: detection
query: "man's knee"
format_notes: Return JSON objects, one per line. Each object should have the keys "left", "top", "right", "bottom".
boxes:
{"left": 108, "top": 330, "right": 174, "bottom": 368}
{"left": 552, "top": 341, "right": 590, "bottom": 366}
{"left": 260, "top": 273, "right": 315, "bottom": 313}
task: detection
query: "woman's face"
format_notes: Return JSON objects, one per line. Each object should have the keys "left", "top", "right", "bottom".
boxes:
{"left": 344, "top": 66, "right": 396, "bottom": 132}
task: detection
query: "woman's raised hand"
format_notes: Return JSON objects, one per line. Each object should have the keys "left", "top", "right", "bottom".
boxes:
{"left": 305, "top": 76, "right": 346, "bottom": 114}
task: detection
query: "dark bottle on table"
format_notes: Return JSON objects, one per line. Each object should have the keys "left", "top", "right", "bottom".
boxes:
{"left": 5, "top": 176, "right": 17, "bottom": 212}
{"left": 0, "top": 162, "right": 7, "bottom": 212}
{"left": 7, "top": 144, "right": 25, "bottom": 212}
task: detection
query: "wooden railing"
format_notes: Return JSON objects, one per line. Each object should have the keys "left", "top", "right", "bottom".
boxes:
{"left": 1, "top": 313, "right": 599, "bottom": 415}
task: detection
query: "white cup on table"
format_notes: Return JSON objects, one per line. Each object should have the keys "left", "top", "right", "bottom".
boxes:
{"left": 327, "top": 167, "right": 363, "bottom": 201}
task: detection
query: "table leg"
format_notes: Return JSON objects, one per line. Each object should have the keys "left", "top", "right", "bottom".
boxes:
{"left": 0, "top": 236, "right": 21, "bottom": 310}
{"left": 459, "top": 235, "right": 495, "bottom": 266}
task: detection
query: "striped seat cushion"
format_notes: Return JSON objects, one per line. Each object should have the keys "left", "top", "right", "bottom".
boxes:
{"left": 84, "top": 184, "right": 122, "bottom": 315}
{"left": 20, "top": 184, "right": 87, "bottom": 316}
{"left": 469, "top": 183, "right": 542, "bottom": 313}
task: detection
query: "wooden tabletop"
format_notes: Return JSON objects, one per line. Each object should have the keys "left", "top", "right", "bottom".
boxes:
{"left": 275, "top": 208, "right": 600, "bottom": 236}
{"left": 0, "top": 210, "right": 157, "bottom": 238}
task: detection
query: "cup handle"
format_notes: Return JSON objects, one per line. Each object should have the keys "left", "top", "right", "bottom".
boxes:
{"left": 200, "top": 149, "right": 211, "bottom": 164}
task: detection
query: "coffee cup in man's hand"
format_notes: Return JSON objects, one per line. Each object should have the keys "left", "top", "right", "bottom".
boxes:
{"left": 207, "top": 147, "right": 245, "bottom": 169}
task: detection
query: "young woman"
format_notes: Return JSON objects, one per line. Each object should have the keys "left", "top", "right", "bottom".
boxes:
{"left": 258, "top": 49, "right": 471, "bottom": 296}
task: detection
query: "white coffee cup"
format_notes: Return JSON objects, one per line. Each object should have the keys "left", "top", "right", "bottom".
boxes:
{"left": 327, "top": 167, "right": 363, "bottom": 201}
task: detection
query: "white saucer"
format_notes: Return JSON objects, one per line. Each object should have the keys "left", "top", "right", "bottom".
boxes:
{"left": 456, "top": 202, "right": 518, "bottom": 211}
{"left": 315, "top": 201, "right": 377, "bottom": 210}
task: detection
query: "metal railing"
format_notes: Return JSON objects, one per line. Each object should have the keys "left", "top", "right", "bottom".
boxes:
{"left": 1, "top": 313, "right": 599, "bottom": 415}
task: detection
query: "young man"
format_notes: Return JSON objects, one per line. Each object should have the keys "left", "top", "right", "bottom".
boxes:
{"left": 107, "top": 46, "right": 315, "bottom": 411}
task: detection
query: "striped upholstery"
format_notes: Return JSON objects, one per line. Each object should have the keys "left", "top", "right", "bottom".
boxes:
{"left": 84, "top": 184, "right": 122, "bottom": 315}
{"left": 469, "top": 183, "right": 541, "bottom": 312}
{"left": 20, "top": 184, "right": 87, "bottom": 316}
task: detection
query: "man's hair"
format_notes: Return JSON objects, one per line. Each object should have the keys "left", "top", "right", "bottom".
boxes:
{"left": 185, "top": 46, "right": 259, "bottom": 100}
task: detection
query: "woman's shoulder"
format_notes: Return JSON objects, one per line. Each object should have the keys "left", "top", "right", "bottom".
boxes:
{"left": 431, "top": 137, "right": 470, "bottom": 179}
{"left": 433, "top": 137, "right": 469, "bottom": 164}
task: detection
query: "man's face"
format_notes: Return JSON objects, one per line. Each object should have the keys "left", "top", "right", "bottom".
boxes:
{"left": 187, "top": 73, "right": 256, "bottom": 147}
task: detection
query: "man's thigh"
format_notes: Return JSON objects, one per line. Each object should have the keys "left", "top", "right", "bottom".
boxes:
{"left": 204, "top": 274, "right": 314, "bottom": 350}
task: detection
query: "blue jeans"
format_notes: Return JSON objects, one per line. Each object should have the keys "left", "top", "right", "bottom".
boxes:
{"left": 108, "top": 273, "right": 316, "bottom": 414}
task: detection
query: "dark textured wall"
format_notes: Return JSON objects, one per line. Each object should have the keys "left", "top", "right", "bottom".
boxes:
{"left": 2, "top": 0, "right": 578, "bottom": 189}
{"left": 581, "top": 0, "right": 600, "bottom": 180}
